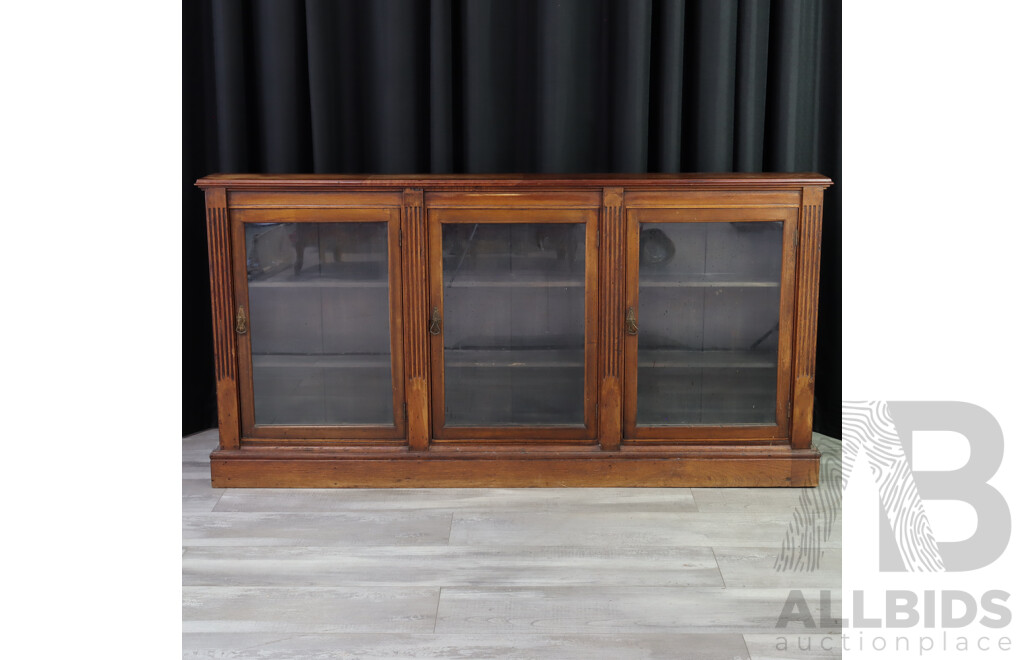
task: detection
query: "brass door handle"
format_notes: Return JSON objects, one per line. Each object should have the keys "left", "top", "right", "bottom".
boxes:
{"left": 625, "top": 306, "right": 638, "bottom": 335}
{"left": 235, "top": 305, "right": 248, "bottom": 335}
{"left": 429, "top": 306, "right": 442, "bottom": 336}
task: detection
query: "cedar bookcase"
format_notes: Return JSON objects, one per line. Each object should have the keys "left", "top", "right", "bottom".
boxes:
{"left": 197, "top": 174, "right": 831, "bottom": 487}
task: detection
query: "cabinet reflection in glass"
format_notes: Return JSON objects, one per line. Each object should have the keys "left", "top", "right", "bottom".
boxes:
{"left": 442, "top": 223, "right": 586, "bottom": 427}
{"left": 244, "top": 222, "right": 393, "bottom": 426}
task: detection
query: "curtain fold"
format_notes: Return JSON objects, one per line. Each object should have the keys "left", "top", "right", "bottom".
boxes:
{"left": 689, "top": 0, "right": 738, "bottom": 171}
{"left": 200, "top": 0, "right": 837, "bottom": 174}
{"left": 428, "top": 0, "right": 455, "bottom": 172}
{"left": 183, "top": 0, "right": 841, "bottom": 436}
{"left": 734, "top": 0, "right": 771, "bottom": 172}
{"left": 648, "top": 0, "right": 686, "bottom": 172}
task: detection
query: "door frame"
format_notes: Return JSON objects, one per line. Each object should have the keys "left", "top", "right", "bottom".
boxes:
{"left": 426, "top": 204, "right": 600, "bottom": 443}
{"left": 622, "top": 205, "right": 799, "bottom": 442}
{"left": 230, "top": 205, "right": 406, "bottom": 443}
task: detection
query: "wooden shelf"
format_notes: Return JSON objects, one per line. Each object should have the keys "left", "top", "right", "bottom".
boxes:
{"left": 252, "top": 354, "right": 391, "bottom": 369}
{"left": 637, "top": 349, "right": 776, "bottom": 369}
{"left": 445, "top": 348, "right": 583, "bottom": 368}
{"left": 442, "top": 349, "right": 772, "bottom": 370}
{"left": 639, "top": 274, "right": 779, "bottom": 288}
{"left": 248, "top": 261, "right": 388, "bottom": 288}
{"left": 445, "top": 274, "right": 584, "bottom": 288}
{"left": 248, "top": 279, "right": 388, "bottom": 289}
{"left": 443, "top": 253, "right": 584, "bottom": 289}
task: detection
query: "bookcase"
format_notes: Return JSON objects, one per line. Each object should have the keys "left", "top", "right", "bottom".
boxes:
{"left": 197, "top": 173, "right": 830, "bottom": 487}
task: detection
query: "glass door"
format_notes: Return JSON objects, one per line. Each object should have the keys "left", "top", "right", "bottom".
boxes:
{"left": 232, "top": 207, "right": 405, "bottom": 441}
{"left": 428, "top": 206, "right": 598, "bottom": 442}
{"left": 624, "top": 206, "right": 798, "bottom": 440}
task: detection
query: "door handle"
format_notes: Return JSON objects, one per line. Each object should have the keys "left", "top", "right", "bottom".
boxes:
{"left": 235, "top": 305, "right": 248, "bottom": 335}
{"left": 625, "top": 306, "right": 638, "bottom": 335}
{"left": 429, "top": 306, "right": 442, "bottom": 336}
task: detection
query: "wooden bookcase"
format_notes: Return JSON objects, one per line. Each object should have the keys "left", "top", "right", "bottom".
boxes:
{"left": 197, "top": 174, "right": 831, "bottom": 487}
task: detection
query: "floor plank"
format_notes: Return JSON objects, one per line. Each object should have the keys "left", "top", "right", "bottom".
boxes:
{"left": 435, "top": 586, "right": 842, "bottom": 634}
{"left": 183, "top": 429, "right": 220, "bottom": 450}
{"left": 182, "top": 430, "right": 843, "bottom": 657}
{"left": 182, "top": 545, "right": 723, "bottom": 588}
{"left": 812, "top": 433, "right": 841, "bottom": 457}
{"left": 713, "top": 547, "right": 841, "bottom": 588}
{"left": 692, "top": 486, "right": 843, "bottom": 517}
{"left": 182, "top": 632, "right": 752, "bottom": 659}
{"left": 744, "top": 633, "right": 842, "bottom": 658}
{"left": 448, "top": 511, "right": 842, "bottom": 548}
{"left": 214, "top": 487, "right": 698, "bottom": 514}
{"left": 183, "top": 459, "right": 213, "bottom": 481}
{"left": 183, "top": 512, "right": 454, "bottom": 547}
{"left": 183, "top": 478, "right": 224, "bottom": 514}
{"left": 182, "top": 587, "right": 440, "bottom": 634}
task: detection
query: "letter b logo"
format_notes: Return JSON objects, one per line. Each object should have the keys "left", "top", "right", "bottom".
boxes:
{"left": 843, "top": 401, "right": 1010, "bottom": 572}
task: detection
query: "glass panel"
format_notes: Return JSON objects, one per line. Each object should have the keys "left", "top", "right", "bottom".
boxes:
{"left": 442, "top": 223, "right": 586, "bottom": 426}
{"left": 245, "top": 222, "right": 393, "bottom": 426}
{"left": 637, "top": 221, "right": 782, "bottom": 425}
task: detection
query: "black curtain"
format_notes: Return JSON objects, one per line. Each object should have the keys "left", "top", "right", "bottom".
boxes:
{"left": 183, "top": 0, "right": 841, "bottom": 437}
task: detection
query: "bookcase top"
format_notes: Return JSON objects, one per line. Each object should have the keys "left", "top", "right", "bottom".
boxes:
{"left": 197, "top": 172, "right": 832, "bottom": 190}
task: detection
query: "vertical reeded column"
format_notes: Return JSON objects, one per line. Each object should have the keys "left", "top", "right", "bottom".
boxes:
{"left": 792, "top": 186, "right": 824, "bottom": 449}
{"left": 205, "top": 187, "right": 240, "bottom": 450}
{"left": 598, "top": 188, "right": 625, "bottom": 450}
{"left": 402, "top": 189, "right": 430, "bottom": 450}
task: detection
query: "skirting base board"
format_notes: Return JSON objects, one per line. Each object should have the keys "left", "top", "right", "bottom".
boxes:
{"left": 210, "top": 445, "right": 820, "bottom": 488}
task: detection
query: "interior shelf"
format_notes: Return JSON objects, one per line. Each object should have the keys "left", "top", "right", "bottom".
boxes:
{"left": 252, "top": 353, "right": 391, "bottom": 369}
{"left": 248, "top": 279, "right": 388, "bottom": 289}
{"left": 443, "top": 253, "right": 584, "bottom": 289}
{"left": 637, "top": 349, "right": 776, "bottom": 369}
{"left": 248, "top": 261, "right": 388, "bottom": 288}
{"left": 445, "top": 348, "right": 583, "bottom": 368}
{"left": 442, "top": 350, "right": 775, "bottom": 370}
{"left": 639, "top": 273, "right": 779, "bottom": 288}
{"left": 444, "top": 273, "right": 583, "bottom": 288}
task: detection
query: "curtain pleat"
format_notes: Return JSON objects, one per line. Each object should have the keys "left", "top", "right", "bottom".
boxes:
{"left": 305, "top": 0, "right": 350, "bottom": 171}
{"left": 429, "top": 0, "right": 455, "bottom": 173}
{"left": 210, "top": 0, "right": 250, "bottom": 171}
{"left": 734, "top": 0, "right": 771, "bottom": 172}
{"left": 690, "top": 0, "right": 738, "bottom": 171}
{"left": 649, "top": 0, "right": 686, "bottom": 172}
{"left": 205, "top": 0, "right": 836, "bottom": 175}
{"left": 608, "top": 0, "right": 653, "bottom": 172}
{"left": 183, "top": 0, "right": 842, "bottom": 436}
{"left": 365, "top": 0, "right": 423, "bottom": 172}
{"left": 251, "top": 0, "right": 312, "bottom": 171}
{"left": 537, "top": 0, "right": 598, "bottom": 172}
{"left": 766, "top": 0, "right": 823, "bottom": 171}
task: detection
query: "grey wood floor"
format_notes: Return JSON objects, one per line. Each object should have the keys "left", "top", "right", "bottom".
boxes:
{"left": 183, "top": 431, "right": 842, "bottom": 659}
